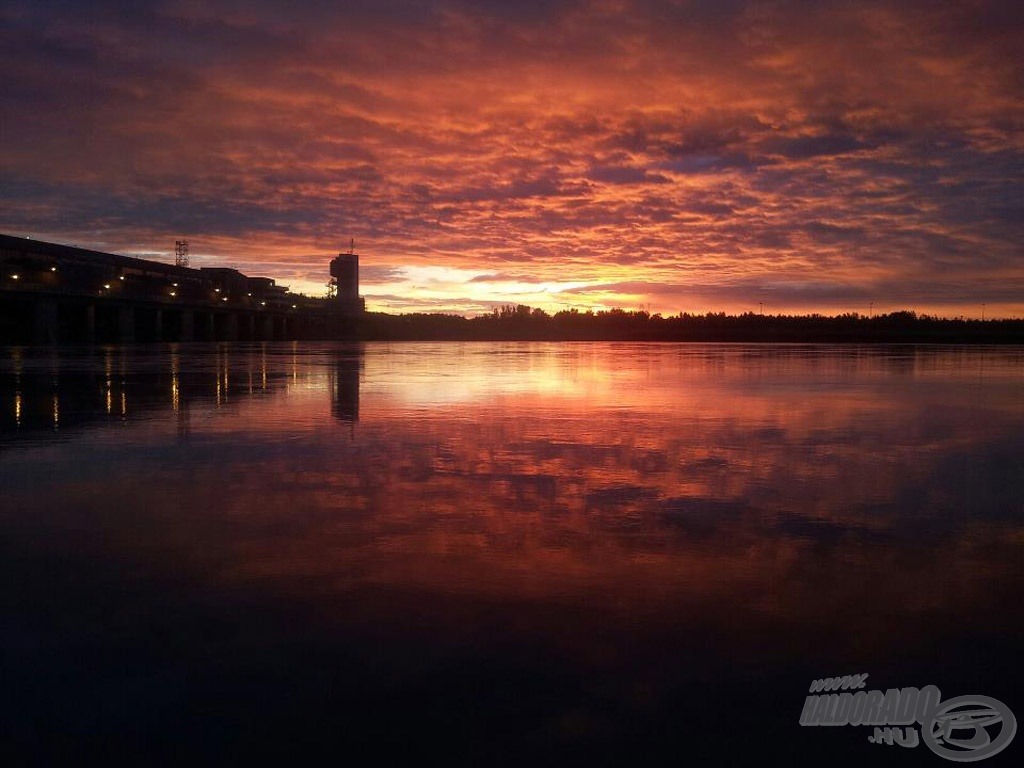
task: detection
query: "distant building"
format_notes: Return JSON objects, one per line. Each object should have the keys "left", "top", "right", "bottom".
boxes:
{"left": 329, "top": 248, "right": 365, "bottom": 316}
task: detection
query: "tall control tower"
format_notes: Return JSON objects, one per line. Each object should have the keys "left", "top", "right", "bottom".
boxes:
{"left": 329, "top": 240, "right": 365, "bottom": 316}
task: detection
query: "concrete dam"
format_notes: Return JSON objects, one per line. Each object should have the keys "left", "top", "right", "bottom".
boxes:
{"left": 0, "top": 234, "right": 364, "bottom": 344}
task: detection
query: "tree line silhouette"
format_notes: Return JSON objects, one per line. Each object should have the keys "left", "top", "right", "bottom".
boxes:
{"left": 353, "top": 305, "right": 1024, "bottom": 343}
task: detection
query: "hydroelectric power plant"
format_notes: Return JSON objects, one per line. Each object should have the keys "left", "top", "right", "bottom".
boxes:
{"left": 0, "top": 234, "right": 364, "bottom": 344}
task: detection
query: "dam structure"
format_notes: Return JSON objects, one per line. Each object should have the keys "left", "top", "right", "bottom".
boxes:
{"left": 0, "top": 234, "right": 363, "bottom": 344}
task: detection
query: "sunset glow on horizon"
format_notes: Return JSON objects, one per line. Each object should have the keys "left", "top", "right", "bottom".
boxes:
{"left": 2, "top": 0, "right": 1021, "bottom": 317}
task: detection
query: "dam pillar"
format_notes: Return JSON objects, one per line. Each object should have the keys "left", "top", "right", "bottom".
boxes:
{"left": 117, "top": 307, "right": 136, "bottom": 343}
{"left": 84, "top": 304, "right": 96, "bottom": 344}
{"left": 180, "top": 310, "right": 194, "bottom": 342}
{"left": 197, "top": 312, "right": 213, "bottom": 341}
{"left": 225, "top": 313, "right": 239, "bottom": 342}
{"left": 33, "top": 298, "right": 59, "bottom": 345}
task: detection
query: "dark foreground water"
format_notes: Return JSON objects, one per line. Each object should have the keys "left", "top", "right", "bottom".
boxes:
{"left": 2, "top": 343, "right": 1023, "bottom": 766}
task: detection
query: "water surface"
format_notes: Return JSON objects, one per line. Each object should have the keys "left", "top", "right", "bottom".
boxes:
{"left": 3, "top": 343, "right": 1023, "bottom": 764}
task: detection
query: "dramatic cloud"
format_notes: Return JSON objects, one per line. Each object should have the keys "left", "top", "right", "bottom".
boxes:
{"left": 1, "top": 0, "right": 1021, "bottom": 315}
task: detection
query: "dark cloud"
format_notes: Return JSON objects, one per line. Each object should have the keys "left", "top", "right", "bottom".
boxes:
{"left": 360, "top": 266, "right": 407, "bottom": 283}
{"left": 760, "top": 134, "right": 871, "bottom": 160}
{"left": 586, "top": 165, "right": 671, "bottom": 185}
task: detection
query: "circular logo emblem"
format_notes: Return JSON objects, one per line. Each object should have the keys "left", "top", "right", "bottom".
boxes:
{"left": 923, "top": 695, "right": 1016, "bottom": 762}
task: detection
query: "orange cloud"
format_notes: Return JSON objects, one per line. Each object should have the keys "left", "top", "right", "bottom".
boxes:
{"left": 1, "top": 1, "right": 1021, "bottom": 316}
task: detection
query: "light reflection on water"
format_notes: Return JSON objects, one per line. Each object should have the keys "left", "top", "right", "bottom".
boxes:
{"left": 2, "top": 342, "right": 1023, "bottom": 764}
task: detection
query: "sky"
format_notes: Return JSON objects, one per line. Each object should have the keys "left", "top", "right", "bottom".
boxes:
{"left": 1, "top": 0, "right": 1022, "bottom": 317}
